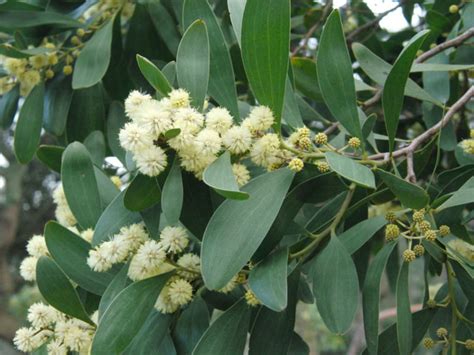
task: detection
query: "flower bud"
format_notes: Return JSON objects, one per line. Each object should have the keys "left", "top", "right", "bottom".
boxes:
{"left": 439, "top": 225, "right": 450, "bottom": 237}
{"left": 314, "top": 132, "right": 328, "bottom": 145}
{"left": 412, "top": 209, "right": 425, "bottom": 223}
{"left": 426, "top": 299, "right": 437, "bottom": 308}
{"left": 436, "top": 327, "right": 448, "bottom": 338}
{"left": 385, "top": 224, "right": 400, "bottom": 241}
{"left": 245, "top": 290, "right": 261, "bottom": 307}
{"left": 465, "top": 339, "right": 474, "bottom": 350}
{"left": 298, "top": 137, "right": 312, "bottom": 150}
{"left": 423, "top": 337, "right": 435, "bottom": 349}
{"left": 288, "top": 158, "right": 304, "bottom": 172}
{"left": 413, "top": 244, "right": 425, "bottom": 256}
{"left": 424, "top": 230, "right": 437, "bottom": 242}
{"left": 63, "top": 65, "right": 73, "bottom": 76}
{"left": 449, "top": 4, "right": 459, "bottom": 14}
{"left": 418, "top": 220, "right": 431, "bottom": 233}
{"left": 348, "top": 137, "right": 361, "bottom": 149}
{"left": 385, "top": 211, "right": 396, "bottom": 223}
{"left": 402, "top": 249, "right": 416, "bottom": 262}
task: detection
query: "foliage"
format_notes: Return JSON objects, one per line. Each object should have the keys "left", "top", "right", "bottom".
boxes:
{"left": 1, "top": 0, "right": 474, "bottom": 354}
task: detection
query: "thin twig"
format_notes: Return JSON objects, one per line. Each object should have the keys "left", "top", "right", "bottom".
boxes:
{"left": 323, "top": 122, "right": 339, "bottom": 135}
{"left": 369, "top": 86, "right": 474, "bottom": 161}
{"left": 362, "top": 88, "right": 383, "bottom": 108}
{"left": 415, "top": 27, "right": 474, "bottom": 63}
{"left": 405, "top": 151, "right": 416, "bottom": 182}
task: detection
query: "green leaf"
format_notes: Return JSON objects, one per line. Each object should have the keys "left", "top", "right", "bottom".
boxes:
{"left": 36, "top": 145, "right": 63, "bottom": 173}
{"left": 36, "top": 256, "right": 93, "bottom": 324}
{"left": 228, "top": 0, "right": 246, "bottom": 45}
{"left": 43, "top": 75, "right": 73, "bottom": 136}
{"left": 124, "top": 174, "right": 161, "bottom": 212}
{"left": 309, "top": 236, "right": 359, "bottom": 334}
{"left": 339, "top": 216, "right": 387, "bottom": 255}
{"left": 124, "top": 311, "right": 171, "bottom": 354}
{"left": 192, "top": 298, "right": 251, "bottom": 355}
{"left": 98, "top": 264, "right": 131, "bottom": 319}
{"left": 92, "top": 190, "right": 142, "bottom": 246}
{"left": 325, "top": 152, "right": 375, "bottom": 189}
{"left": 136, "top": 54, "right": 172, "bottom": 96}
{"left": 287, "top": 332, "right": 310, "bottom": 355}
{"left": 161, "top": 156, "right": 183, "bottom": 225}
{"left": 0, "top": 10, "right": 82, "bottom": 28}
{"left": 94, "top": 167, "right": 119, "bottom": 207}
{"left": 61, "top": 142, "right": 102, "bottom": 229}
{"left": 14, "top": 83, "right": 44, "bottom": 163}
{"left": 44, "top": 222, "right": 115, "bottom": 295}
{"left": 249, "top": 270, "right": 299, "bottom": 355}
{"left": 84, "top": 131, "right": 106, "bottom": 166}
{"left": 396, "top": 262, "right": 412, "bottom": 355}
{"left": 72, "top": 18, "right": 114, "bottom": 89}
{"left": 241, "top": 0, "right": 290, "bottom": 131}
{"left": 183, "top": 0, "right": 240, "bottom": 119}
{"left": 173, "top": 297, "right": 210, "bottom": 355}
{"left": 201, "top": 168, "right": 294, "bottom": 289}
{"left": 248, "top": 248, "right": 288, "bottom": 311}
{"left": 0, "top": 44, "right": 52, "bottom": 58}
{"left": 146, "top": 2, "right": 180, "bottom": 56}
{"left": 317, "top": 10, "right": 361, "bottom": 139}
{"left": 411, "top": 63, "right": 474, "bottom": 72}
{"left": 92, "top": 273, "right": 173, "bottom": 354}
{"left": 203, "top": 151, "right": 249, "bottom": 200}
{"left": 382, "top": 30, "right": 430, "bottom": 153}
{"left": 106, "top": 101, "right": 127, "bottom": 165}
{"left": 283, "top": 76, "right": 304, "bottom": 128}
{"left": 352, "top": 43, "right": 441, "bottom": 106}
{"left": 0, "top": 84, "right": 19, "bottom": 129}
{"left": 176, "top": 20, "right": 210, "bottom": 111}
{"left": 376, "top": 169, "right": 429, "bottom": 209}
{"left": 437, "top": 187, "right": 474, "bottom": 211}
{"left": 163, "top": 128, "right": 181, "bottom": 139}
{"left": 363, "top": 242, "right": 397, "bottom": 355}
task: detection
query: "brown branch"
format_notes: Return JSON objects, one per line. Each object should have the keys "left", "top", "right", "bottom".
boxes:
{"left": 369, "top": 86, "right": 474, "bottom": 161}
{"left": 415, "top": 27, "right": 474, "bottom": 63}
{"left": 362, "top": 88, "right": 383, "bottom": 108}
{"left": 323, "top": 122, "right": 339, "bottom": 135}
{"left": 291, "top": 0, "right": 333, "bottom": 57}
{"left": 406, "top": 151, "right": 416, "bottom": 182}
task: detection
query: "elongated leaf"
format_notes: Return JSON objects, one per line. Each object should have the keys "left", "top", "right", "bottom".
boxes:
{"left": 339, "top": 216, "right": 387, "bottom": 255}
{"left": 0, "top": 44, "right": 52, "bottom": 58}
{"left": 136, "top": 54, "right": 172, "bottom": 96}
{"left": 309, "top": 236, "right": 359, "bottom": 334}
{"left": 203, "top": 151, "right": 249, "bottom": 200}
{"left": 92, "top": 190, "right": 142, "bottom": 246}
{"left": 0, "top": 84, "right": 19, "bottom": 129}
{"left": 84, "top": 130, "right": 106, "bottom": 166}
{"left": 352, "top": 43, "right": 441, "bottom": 106}
{"left": 14, "top": 83, "right": 44, "bottom": 163}
{"left": 363, "top": 242, "right": 397, "bottom": 355}
{"left": 228, "top": 0, "right": 246, "bottom": 45}
{"left": 98, "top": 264, "right": 131, "bottom": 319}
{"left": 124, "top": 174, "right": 161, "bottom": 211}
{"left": 173, "top": 297, "right": 210, "bottom": 354}
{"left": 183, "top": 0, "right": 240, "bottom": 119}
{"left": 192, "top": 298, "right": 251, "bottom": 355}
{"left": 106, "top": 101, "right": 127, "bottom": 164}
{"left": 36, "top": 257, "right": 93, "bottom": 324}
{"left": 317, "top": 10, "right": 361, "bottom": 139}
{"left": 396, "top": 262, "right": 412, "bottom": 355}
{"left": 249, "top": 248, "right": 288, "bottom": 311}
{"left": 61, "top": 142, "right": 102, "bottom": 229}
{"left": 0, "top": 10, "right": 81, "bottom": 28}
{"left": 382, "top": 31, "right": 429, "bottom": 153}
{"left": 72, "top": 18, "right": 114, "bottom": 89}
{"left": 249, "top": 270, "right": 299, "bottom": 355}
{"left": 437, "top": 187, "right": 474, "bottom": 211}
{"left": 94, "top": 167, "right": 119, "bottom": 207}
{"left": 283, "top": 76, "right": 304, "bottom": 128}
{"left": 124, "top": 311, "right": 171, "bottom": 354}
{"left": 92, "top": 273, "right": 173, "bottom": 354}
{"left": 241, "top": 0, "right": 290, "bottom": 131}
{"left": 176, "top": 20, "right": 209, "bottom": 110}
{"left": 161, "top": 156, "right": 183, "bottom": 225}
{"left": 411, "top": 63, "right": 474, "bottom": 72}
{"left": 201, "top": 168, "right": 294, "bottom": 290}
{"left": 45, "top": 222, "right": 115, "bottom": 295}
{"left": 377, "top": 169, "right": 429, "bottom": 209}
{"left": 325, "top": 152, "right": 375, "bottom": 189}
{"left": 43, "top": 75, "right": 73, "bottom": 136}
{"left": 36, "top": 145, "right": 63, "bottom": 173}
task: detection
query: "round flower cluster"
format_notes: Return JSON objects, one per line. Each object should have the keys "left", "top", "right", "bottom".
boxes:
{"left": 14, "top": 302, "right": 96, "bottom": 354}
{"left": 19, "top": 235, "right": 49, "bottom": 282}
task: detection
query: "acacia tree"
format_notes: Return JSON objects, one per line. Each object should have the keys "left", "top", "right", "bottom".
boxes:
{"left": 1, "top": 0, "right": 473, "bottom": 354}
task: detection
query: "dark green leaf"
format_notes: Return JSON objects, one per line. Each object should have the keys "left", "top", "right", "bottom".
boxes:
{"left": 136, "top": 54, "right": 172, "bottom": 96}
{"left": 36, "top": 145, "right": 63, "bottom": 173}
{"left": 44, "top": 222, "right": 115, "bottom": 295}
{"left": 382, "top": 31, "right": 429, "bottom": 152}
{"left": 124, "top": 174, "right": 161, "bottom": 211}
{"left": 124, "top": 311, "right": 171, "bottom": 354}
{"left": 0, "top": 10, "right": 82, "bottom": 28}
{"left": 201, "top": 168, "right": 294, "bottom": 289}
{"left": 106, "top": 101, "right": 127, "bottom": 164}
{"left": 339, "top": 216, "right": 387, "bottom": 255}
{"left": 363, "top": 242, "right": 397, "bottom": 355}
{"left": 249, "top": 248, "right": 288, "bottom": 311}
{"left": 36, "top": 256, "right": 93, "bottom": 324}
{"left": 43, "top": 74, "right": 73, "bottom": 136}
{"left": 84, "top": 131, "right": 106, "bottom": 166}
{"left": 317, "top": 10, "right": 362, "bottom": 139}
{"left": 92, "top": 190, "right": 142, "bottom": 246}
{"left": 92, "top": 273, "right": 173, "bottom": 354}
{"left": 203, "top": 151, "right": 249, "bottom": 200}
{"left": 283, "top": 76, "right": 304, "bottom": 128}
{"left": 0, "top": 84, "right": 19, "bottom": 129}
{"left": 241, "top": 0, "right": 290, "bottom": 131}
{"left": 161, "top": 156, "right": 183, "bottom": 225}
{"left": 98, "top": 264, "right": 131, "bottom": 319}
{"left": 287, "top": 332, "right": 309, "bottom": 355}
{"left": 396, "top": 262, "right": 412, "bottom": 355}
{"left": 0, "top": 44, "right": 52, "bottom": 58}
{"left": 164, "top": 128, "right": 181, "bottom": 139}
{"left": 94, "top": 167, "right": 120, "bottom": 207}
{"left": 147, "top": 2, "right": 180, "bottom": 56}
{"left": 228, "top": 0, "right": 246, "bottom": 45}
{"left": 183, "top": 0, "right": 240, "bottom": 119}
{"left": 325, "top": 152, "right": 375, "bottom": 189}
{"left": 72, "top": 18, "right": 114, "bottom": 89}
{"left": 176, "top": 20, "right": 210, "bottom": 110}
{"left": 377, "top": 169, "right": 429, "bottom": 209}
{"left": 14, "top": 83, "right": 44, "bottom": 163}
{"left": 192, "top": 298, "right": 251, "bottom": 355}
{"left": 309, "top": 236, "right": 359, "bottom": 333}
{"left": 61, "top": 142, "right": 102, "bottom": 229}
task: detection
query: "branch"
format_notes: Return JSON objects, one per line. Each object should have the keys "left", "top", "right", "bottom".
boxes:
{"left": 369, "top": 86, "right": 474, "bottom": 161}
{"left": 415, "top": 27, "right": 474, "bottom": 63}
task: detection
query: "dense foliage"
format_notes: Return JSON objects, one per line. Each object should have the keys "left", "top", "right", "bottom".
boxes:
{"left": 1, "top": 0, "right": 473, "bottom": 354}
